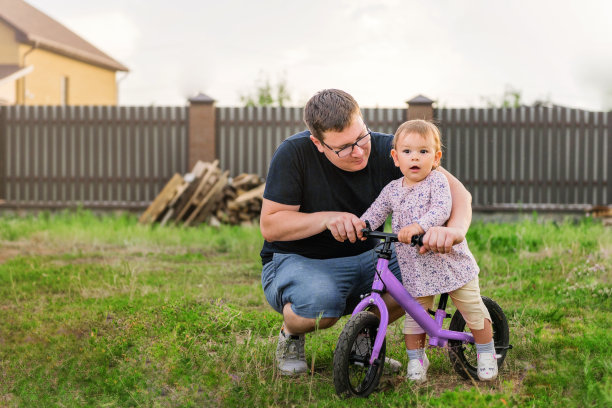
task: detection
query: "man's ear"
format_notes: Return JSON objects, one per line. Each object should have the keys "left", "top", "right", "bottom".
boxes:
{"left": 310, "top": 135, "right": 325, "bottom": 153}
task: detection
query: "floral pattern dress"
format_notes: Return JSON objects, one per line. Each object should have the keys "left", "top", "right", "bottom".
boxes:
{"left": 360, "top": 170, "right": 479, "bottom": 297}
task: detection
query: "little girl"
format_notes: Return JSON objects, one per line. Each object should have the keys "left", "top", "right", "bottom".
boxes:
{"left": 360, "top": 119, "right": 498, "bottom": 383}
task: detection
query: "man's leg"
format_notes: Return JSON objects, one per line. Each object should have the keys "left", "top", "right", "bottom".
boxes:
{"left": 382, "top": 292, "right": 406, "bottom": 323}
{"left": 263, "top": 253, "right": 362, "bottom": 375}
{"left": 282, "top": 303, "right": 338, "bottom": 334}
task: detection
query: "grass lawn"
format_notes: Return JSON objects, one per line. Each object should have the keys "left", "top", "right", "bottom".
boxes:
{"left": 0, "top": 210, "right": 610, "bottom": 407}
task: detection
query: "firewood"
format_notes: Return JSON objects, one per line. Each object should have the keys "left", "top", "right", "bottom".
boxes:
{"left": 142, "top": 162, "right": 266, "bottom": 226}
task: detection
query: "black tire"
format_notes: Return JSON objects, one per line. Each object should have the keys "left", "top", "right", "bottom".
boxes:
{"left": 333, "top": 311, "right": 386, "bottom": 398}
{"left": 448, "top": 296, "right": 510, "bottom": 380}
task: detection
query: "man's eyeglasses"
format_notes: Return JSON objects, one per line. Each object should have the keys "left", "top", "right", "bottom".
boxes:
{"left": 321, "top": 129, "right": 372, "bottom": 158}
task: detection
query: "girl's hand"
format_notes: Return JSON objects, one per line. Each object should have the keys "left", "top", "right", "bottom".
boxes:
{"left": 398, "top": 223, "right": 424, "bottom": 244}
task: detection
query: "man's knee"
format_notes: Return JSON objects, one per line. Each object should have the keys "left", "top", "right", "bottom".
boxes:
{"left": 317, "top": 317, "right": 339, "bottom": 329}
{"left": 283, "top": 303, "right": 340, "bottom": 333}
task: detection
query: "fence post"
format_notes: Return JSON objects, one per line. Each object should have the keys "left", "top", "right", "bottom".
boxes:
{"left": 0, "top": 106, "right": 5, "bottom": 202}
{"left": 188, "top": 93, "right": 216, "bottom": 169}
{"left": 406, "top": 95, "right": 434, "bottom": 121}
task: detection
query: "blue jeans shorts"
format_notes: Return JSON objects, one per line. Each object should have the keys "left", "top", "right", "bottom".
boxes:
{"left": 261, "top": 248, "right": 401, "bottom": 319}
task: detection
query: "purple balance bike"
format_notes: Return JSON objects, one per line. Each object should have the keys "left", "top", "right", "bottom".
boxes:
{"left": 333, "top": 223, "right": 512, "bottom": 398}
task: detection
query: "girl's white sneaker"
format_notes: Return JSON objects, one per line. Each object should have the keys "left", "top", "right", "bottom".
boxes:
{"left": 406, "top": 353, "right": 429, "bottom": 383}
{"left": 477, "top": 352, "right": 498, "bottom": 381}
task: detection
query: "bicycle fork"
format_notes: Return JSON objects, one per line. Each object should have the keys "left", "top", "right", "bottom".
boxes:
{"left": 351, "top": 258, "right": 390, "bottom": 366}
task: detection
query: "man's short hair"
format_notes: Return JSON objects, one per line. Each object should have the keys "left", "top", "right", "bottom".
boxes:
{"left": 303, "top": 89, "right": 362, "bottom": 142}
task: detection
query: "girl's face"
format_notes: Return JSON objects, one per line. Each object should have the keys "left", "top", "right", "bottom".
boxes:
{"left": 390, "top": 131, "right": 442, "bottom": 186}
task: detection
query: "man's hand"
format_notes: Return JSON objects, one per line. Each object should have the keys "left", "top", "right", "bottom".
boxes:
{"left": 420, "top": 226, "right": 465, "bottom": 254}
{"left": 398, "top": 223, "right": 424, "bottom": 244}
{"left": 325, "top": 213, "right": 366, "bottom": 243}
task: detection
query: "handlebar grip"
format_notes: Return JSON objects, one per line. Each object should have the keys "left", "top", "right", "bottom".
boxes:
{"left": 411, "top": 234, "right": 424, "bottom": 247}
{"left": 361, "top": 220, "right": 371, "bottom": 235}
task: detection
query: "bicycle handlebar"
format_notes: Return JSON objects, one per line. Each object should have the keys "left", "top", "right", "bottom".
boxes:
{"left": 362, "top": 221, "right": 424, "bottom": 247}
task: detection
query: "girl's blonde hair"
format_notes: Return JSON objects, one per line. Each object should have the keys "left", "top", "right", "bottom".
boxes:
{"left": 393, "top": 119, "right": 442, "bottom": 152}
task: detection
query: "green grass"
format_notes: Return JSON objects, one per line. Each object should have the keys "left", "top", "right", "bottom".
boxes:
{"left": 0, "top": 210, "right": 610, "bottom": 407}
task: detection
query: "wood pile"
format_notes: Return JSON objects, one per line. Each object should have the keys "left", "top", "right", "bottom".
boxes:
{"left": 139, "top": 160, "right": 265, "bottom": 227}
{"left": 214, "top": 174, "right": 266, "bottom": 225}
{"left": 588, "top": 205, "right": 612, "bottom": 226}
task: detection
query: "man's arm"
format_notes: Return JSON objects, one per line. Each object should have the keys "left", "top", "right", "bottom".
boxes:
{"left": 260, "top": 198, "right": 365, "bottom": 243}
{"left": 419, "top": 167, "right": 472, "bottom": 254}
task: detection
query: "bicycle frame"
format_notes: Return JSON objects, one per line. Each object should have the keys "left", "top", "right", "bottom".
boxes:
{"left": 352, "top": 256, "right": 475, "bottom": 366}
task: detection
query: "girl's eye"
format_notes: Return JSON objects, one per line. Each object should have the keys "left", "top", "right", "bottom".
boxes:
{"left": 420, "top": 149, "right": 428, "bottom": 154}
{"left": 403, "top": 149, "right": 410, "bottom": 154}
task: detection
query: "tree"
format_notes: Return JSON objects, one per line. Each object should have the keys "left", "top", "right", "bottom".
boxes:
{"left": 482, "top": 85, "right": 555, "bottom": 109}
{"left": 240, "top": 72, "right": 291, "bottom": 107}
{"left": 481, "top": 84, "right": 523, "bottom": 108}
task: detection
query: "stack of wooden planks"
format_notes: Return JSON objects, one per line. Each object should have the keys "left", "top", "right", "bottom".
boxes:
{"left": 139, "top": 160, "right": 265, "bottom": 227}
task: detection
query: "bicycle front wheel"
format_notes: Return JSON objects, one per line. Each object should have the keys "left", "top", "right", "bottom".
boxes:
{"left": 333, "top": 311, "right": 386, "bottom": 398}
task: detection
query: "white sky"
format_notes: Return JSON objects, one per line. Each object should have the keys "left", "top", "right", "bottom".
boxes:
{"left": 27, "top": 0, "right": 612, "bottom": 110}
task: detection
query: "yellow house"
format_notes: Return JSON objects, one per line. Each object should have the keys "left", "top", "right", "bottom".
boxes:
{"left": 0, "top": 0, "right": 128, "bottom": 105}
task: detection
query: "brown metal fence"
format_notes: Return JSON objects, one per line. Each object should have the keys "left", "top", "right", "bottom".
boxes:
{"left": 215, "top": 106, "right": 406, "bottom": 178}
{"left": 216, "top": 106, "right": 304, "bottom": 178}
{"left": 0, "top": 105, "right": 188, "bottom": 209}
{"left": 216, "top": 105, "right": 610, "bottom": 210}
{"left": 437, "top": 107, "right": 610, "bottom": 209}
{"left": 0, "top": 104, "right": 609, "bottom": 211}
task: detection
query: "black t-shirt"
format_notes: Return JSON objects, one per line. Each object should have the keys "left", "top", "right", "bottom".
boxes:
{"left": 260, "top": 130, "right": 402, "bottom": 265}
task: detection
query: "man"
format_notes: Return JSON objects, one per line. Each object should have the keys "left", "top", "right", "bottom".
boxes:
{"left": 260, "top": 89, "right": 472, "bottom": 375}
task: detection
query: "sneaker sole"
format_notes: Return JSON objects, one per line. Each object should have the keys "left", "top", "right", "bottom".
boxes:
{"left": 278, "top": 367, "right": 308, "bottom": 376}
{"left": 477, "top": 373, "right": 498, "bottom": 381}
{"left": 407, "top": 375, "right": 427, "bottom": 384}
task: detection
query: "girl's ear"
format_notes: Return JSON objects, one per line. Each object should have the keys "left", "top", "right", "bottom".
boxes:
{"left": 390, "top": 148, "right": 400, "bottom": 167}
{"left": 433, "top": 150, "right": 442, "bottom": 169}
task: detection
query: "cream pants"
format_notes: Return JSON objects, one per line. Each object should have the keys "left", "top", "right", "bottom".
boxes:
{"left": 403, "top": 276, "right": 491, "bottom": 334}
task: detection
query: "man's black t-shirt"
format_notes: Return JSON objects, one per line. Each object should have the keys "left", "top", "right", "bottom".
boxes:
{"left": 260, "top": 131, "right": 402, "bottom": 265}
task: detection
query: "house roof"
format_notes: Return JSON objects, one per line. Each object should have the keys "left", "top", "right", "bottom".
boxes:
{"left": 0, "top": 64, "right": 33, "bottom": 84}
{"left": 0, "top": 64, "right": 22, "bottom": 78}
{"left": 0, "top": 0, "right": 128, "bottom": 72}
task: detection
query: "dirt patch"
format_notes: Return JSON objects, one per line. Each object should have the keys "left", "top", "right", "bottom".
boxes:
{"left": 0, "top": 241, "right": 59, "bottom": 264}
{"left": 377, "top": 367, "right": 529, "bottom": 397}
{"left": 0, "top": 238, "right": 193, "bottom": 266}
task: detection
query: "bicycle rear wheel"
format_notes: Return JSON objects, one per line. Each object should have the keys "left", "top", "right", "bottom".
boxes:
{"left": 333, "top": 311, "right": 386, "bottom": 398}
{"left": 448, "top": 296, "right": 510, "bottom": 380}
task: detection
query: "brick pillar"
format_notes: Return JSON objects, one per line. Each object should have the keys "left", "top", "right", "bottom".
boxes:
{"left": 406, "top": 95, "right": 434, "bottom": 121}
{"left": 188, "top": 93, "right": 216, "bottom": 169}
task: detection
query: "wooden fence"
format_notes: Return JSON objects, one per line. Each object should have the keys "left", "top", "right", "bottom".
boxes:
{"left": 0, "top": 103, "right": 609, "bottom": 211}
{"left": 0, "top": 105, "right": 188, "bottom": 209}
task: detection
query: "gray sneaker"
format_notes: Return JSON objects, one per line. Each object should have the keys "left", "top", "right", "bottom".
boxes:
{"left": 384, "top": 357, "right": 402, "bottom": 374}
{"left": 276, "top": 328, "right": 308, "bottom": 375}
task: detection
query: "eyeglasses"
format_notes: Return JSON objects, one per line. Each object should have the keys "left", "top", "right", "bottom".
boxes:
{"left": 321, "top": 129, "right": 372, "bottom": 158}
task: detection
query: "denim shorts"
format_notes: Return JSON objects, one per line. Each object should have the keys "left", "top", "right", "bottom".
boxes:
{"left": 261, "top": 248, "right": 401, "bottom": 319}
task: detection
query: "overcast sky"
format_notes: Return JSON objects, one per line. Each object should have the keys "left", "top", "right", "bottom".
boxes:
{"left": 27, "top": 0, "right": 612, "bottom": 110}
